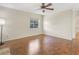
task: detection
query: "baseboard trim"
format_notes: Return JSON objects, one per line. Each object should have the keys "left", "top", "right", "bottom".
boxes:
{"left": 45, "top": 34, "right": 72, "bottom": 41}
{"left": 5, "top": 33, "right": 72, "bottom": 43}
{"left": 5, "top": 34, "right": 44, "bottom": 42}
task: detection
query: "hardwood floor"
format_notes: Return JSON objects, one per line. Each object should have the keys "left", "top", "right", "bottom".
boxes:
{"left": 0, "top": 34, "right": 72, "bottom": 55}
{"left": 72, "top": 32, "right": 79, "bottom": 55}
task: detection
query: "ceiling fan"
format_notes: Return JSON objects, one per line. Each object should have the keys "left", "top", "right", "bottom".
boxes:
{"left": 39, "top": 3, "right": 54, "bottom": 13}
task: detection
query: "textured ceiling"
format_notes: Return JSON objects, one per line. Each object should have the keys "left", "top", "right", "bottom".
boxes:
{"left": 0, "top": 3, "right": 79, "bottom": 15}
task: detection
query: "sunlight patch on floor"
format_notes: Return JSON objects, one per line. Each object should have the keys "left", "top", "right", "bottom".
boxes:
{"left": 28, "top": 39, "right": 40, "bottom": 55}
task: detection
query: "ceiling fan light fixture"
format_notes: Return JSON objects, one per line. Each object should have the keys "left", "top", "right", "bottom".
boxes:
{"left": 36, "top": 3, "right": 54, "bottom": 13}
{"left": 42, "top": 10, "right": 45, "bottom": 13}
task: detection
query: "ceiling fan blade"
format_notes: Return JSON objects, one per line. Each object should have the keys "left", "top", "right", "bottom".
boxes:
{"left": 45, "top": 3, "right": 52, "bottom": 7}
{"left": 45, "top": 8, "right": 54, "bottom": 10}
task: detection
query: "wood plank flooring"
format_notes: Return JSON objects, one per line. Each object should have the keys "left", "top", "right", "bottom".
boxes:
{"left": 72, "top": 32, "right": 79, "bottom": 55}
{"left": 0, "top": 34, "right": 72, "bottom": 55}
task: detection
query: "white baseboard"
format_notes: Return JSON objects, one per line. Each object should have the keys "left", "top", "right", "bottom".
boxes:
{"left": 5, "top": 33, "right": 43, "bottom": 42}
{"left": 44, "top": 32, "right": 72, "bottom": 40}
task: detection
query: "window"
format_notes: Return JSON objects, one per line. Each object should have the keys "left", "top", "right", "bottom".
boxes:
{"left": 30, "top": 18, "right": 38, "bottom": 28}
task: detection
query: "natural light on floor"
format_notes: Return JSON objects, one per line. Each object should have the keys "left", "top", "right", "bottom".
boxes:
{"left": 28, "top": 39, "right": 40, "bottom": 55}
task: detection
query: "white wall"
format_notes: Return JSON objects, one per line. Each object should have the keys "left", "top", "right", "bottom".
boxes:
{"left": 0, "top": 6, "right": 43, "bottom": 41}
{"left": 44, "top": 10, "right": 73, "bottom": 40}
{"left": 75, "top": 10, "right": 79, "bottom": 33}
{"left": 0, "top": 6, "right": 75, "bottom": 41}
